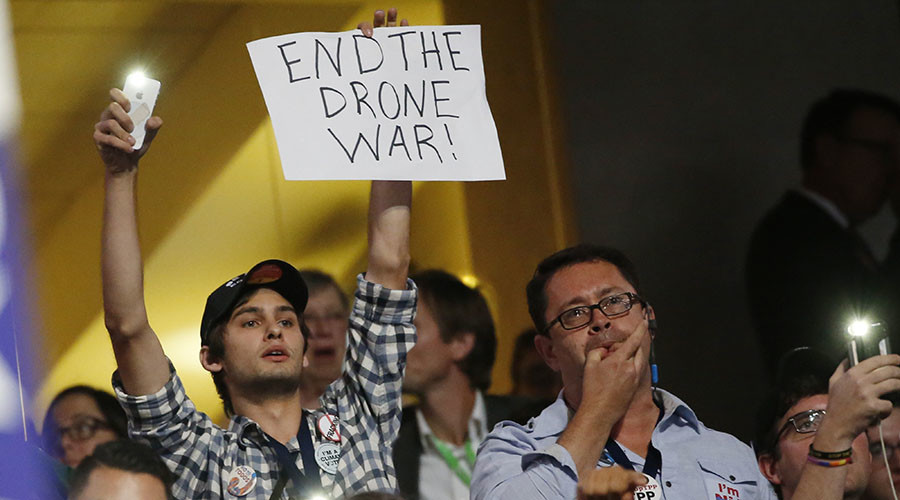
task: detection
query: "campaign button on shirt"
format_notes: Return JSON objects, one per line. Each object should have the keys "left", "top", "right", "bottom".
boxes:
{"left": 225, "top": 465, "right": 257, "bottom": 497}
{"left": 315, "top": 442, "right": 340, "bottom": 474}
{"left": 634, "top": 474, "right": 661, "bottom": 500}
{"left": 318, "top": 413, "right": 341, "bottom": 442}
{"left": 704, "top": 477, "right": 743, "bottom": 500}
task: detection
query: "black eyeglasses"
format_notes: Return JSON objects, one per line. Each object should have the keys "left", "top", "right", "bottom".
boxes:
{"left": 53, "top": 416, "right": 111, "bottom": 444}
{"left": 839, "top": 136, "right": 899, "bottom": 162}
{"left": 544, "top": 292, "right": 645, "bottom": 333}
{"left": 776, "top": 409, "right": 826, "bottom": 444}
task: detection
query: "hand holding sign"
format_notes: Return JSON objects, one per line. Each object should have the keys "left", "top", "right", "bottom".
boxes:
{"left": 247, "top": 12, "right": 504, "bottom": 181}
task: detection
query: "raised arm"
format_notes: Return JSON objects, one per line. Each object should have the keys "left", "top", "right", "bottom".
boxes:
{"left": 94, "top": 88, "right": 169, "bottom": 395}
{"left": 765, "top": 355, "right": 900, "bottom": 500}
{"left": 365, "top": 180, "right": 411, "bottom": 289}
{"left": 360, "top": 9, "right": 412, "bottom": 290}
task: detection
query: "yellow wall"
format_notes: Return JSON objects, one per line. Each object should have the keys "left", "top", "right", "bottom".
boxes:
{"left": 26, "top": 0, "right": 573, "bottom": 426}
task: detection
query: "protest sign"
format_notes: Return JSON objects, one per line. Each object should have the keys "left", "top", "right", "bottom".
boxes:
{"left": 247, "top": 25, "right": 505, "bottom": 181}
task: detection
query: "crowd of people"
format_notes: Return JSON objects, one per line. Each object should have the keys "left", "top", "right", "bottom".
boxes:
{"left": 30, "top": 6, "right": 900, "bottom": 500}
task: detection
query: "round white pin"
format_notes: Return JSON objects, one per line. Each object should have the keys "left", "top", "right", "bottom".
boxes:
{"left": 317, "top": 414, "right": 341, "bottom": 442}
{"left": 315, "top": 442, "right": 341, "bottom": 474}
{"left": 225, "top": 465, "right": 257, "bottom": 497}
{"left": 634, "top": 474, "right": 662, "bottom": 499}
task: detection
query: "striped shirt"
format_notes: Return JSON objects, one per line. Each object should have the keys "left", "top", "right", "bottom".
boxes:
{"left": 113, "top": 275, "right": 417, "bottom": 499}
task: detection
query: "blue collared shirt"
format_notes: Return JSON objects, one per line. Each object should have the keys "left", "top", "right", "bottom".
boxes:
{"left": 471, "top": 389, "right": 777, "bottom": 500}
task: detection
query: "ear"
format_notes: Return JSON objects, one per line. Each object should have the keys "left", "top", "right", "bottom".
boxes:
{"left": 533, "top": 332, "right": 561, "bottom": 372}
{"left": 814, "top": 134, "right": 840, "bottom": 170}
{"left": 199, "top": 346, "right": 223, "bottom": 374}
{"left": 449, "top": 332, "right": 475, "bottom": 362}
{"left": 757, "top": 453, "right": 782, "bottom": 486}
{"left": 303, "top": 354, "right": 310, "bottom": 368}
{"left": 643, "top": 304, "right": 657, "bottom": 340}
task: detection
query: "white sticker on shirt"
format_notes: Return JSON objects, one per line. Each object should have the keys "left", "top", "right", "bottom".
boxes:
{"left": 705, "top": 477, "right": 743, "bottom": 500}
{"left": 315, "top": 442, "right": 340, "bottom": 474}
{"left": 634, "top": 474, "right": 661, "bottom": 500}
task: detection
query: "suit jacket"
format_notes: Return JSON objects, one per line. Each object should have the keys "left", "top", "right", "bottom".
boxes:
{"left": 393, "top": 394, "right": 547, "bottom": 500}
{"left": 746, "top": 190, "right": 899, "bottom": 373}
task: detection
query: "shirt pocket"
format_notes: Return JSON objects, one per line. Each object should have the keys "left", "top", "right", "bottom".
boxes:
{"left": 697, "top": 459, "right": 763, "bottom": 500}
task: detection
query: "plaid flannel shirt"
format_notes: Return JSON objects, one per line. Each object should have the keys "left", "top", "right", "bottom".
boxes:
{"left": 113, "top": 275, "right": 417, "bottom": 499}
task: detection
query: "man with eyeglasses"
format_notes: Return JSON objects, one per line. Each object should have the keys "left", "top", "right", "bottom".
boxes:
{"left": 862, "top": 397, "right": 900, "bottom": 500}
{"left": 755, "top": 348, "right": 900, "bottom": 500}
{"left": 471, "top": 244, "right": 777, "bottom": 500}
{"left": 747, "top": 88, "right": 900, "bottom": 374}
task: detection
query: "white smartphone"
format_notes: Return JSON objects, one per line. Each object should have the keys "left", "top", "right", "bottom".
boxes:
{"left": 122, "top": 73, "right": 160, "bottom": 150}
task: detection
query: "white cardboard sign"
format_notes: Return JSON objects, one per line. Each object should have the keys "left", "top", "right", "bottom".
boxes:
{"left": 247, "top": 25, "right": 505, "bottom": 181}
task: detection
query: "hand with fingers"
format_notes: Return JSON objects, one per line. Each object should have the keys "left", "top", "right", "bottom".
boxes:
{"left": 93, "top": 88, "right": 162, "bottom": 175}
{"left": 577, "top": 466, "right": 648, "bottom": 500}
{"left": 358, "top": 6, "right": 409, "bottom": 37}
{"left": 581, "top": 322, "right": 651, "bottom": 422}
{"left": 818, "top": 354, "right": 900, "bottom": 447}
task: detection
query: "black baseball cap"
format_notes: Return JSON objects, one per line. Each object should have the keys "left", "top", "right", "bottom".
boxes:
{"left": 200, "top": 259, "right": 308, "bottom": 345}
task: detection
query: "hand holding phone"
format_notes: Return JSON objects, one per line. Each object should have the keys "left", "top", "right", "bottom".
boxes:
{"left": 122, "top": 73, "right": 160, "bottom": 150}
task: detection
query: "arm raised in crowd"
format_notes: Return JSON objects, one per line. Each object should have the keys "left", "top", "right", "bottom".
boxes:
{"left": 360, "top": 9, "right": 412, "bottom": 290}
{"left": 760, "top": 355, "right": 900, "bottom": 500}
{"left": 94, "top": 88, "right": 169, "bottom": 396}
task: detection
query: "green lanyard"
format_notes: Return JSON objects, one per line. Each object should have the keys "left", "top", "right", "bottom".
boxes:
{"left": 428, "top": 435, "right": 477, "bottom": 487}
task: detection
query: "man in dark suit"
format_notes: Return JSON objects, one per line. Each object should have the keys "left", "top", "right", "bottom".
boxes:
{"left": 393, "top": 270, "right": 539, "bottom": 500}
{"left": 747, "top": 89, "right": 900, "bottom": 373}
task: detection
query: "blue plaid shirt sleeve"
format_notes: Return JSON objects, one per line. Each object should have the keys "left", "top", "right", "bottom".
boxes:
{"left": 111, "top": 363, "right": 227, "bottom": 498}
{"left": 323, "top": 274, "right": 417, "bottom": 495}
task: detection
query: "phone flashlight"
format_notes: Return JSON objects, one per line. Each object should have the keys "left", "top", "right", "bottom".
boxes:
{"left": 847, "top": 319, "right": 891, "bottom": 366}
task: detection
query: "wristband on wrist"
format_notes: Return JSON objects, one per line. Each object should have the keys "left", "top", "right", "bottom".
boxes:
{"left": 808, "top": 445, "right": 853, "bottom": 460}
{"left": 806, "top": 455, "right": 853, "bottom": 467}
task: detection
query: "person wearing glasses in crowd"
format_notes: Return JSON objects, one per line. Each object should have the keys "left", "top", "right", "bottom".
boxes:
{"left": 755, "top": 348, "right": 900, "bottom": 500}
{"left": 297, "top": 270, "right": 350, "bottom": 409}
{"left": 747, "top": 89, "right": 900, "bottom": 374}
{"left": 42, "top": 385, "right": 128, "bottom": 469}
{"left": 471, "top": 244, "right": 777, "bottom": 500}
{"left": 93, "top": 8, "right": 415, "bottom": 498}
{"left": 862, "top": 398, "right": 900, "bottom": 500}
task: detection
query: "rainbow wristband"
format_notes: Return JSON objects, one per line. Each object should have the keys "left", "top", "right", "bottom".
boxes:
{"left": 808, "top": 445, "right": 853, "bottom": 460}
{"left": 806, "top": 455, "right": 853, "bottom": 467}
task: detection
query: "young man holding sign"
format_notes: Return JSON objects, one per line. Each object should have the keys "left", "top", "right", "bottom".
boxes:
{"left": 92, "top": 9, "right": 415, "bottom": 500}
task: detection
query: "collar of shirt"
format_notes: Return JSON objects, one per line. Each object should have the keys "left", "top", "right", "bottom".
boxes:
{"left": 416, "top": 390, "right": 488, "bottom": 451}
{"left": 533, "top": 388, "right": 701, "bottom": 440}
{"left": 228, "top": 412, "right": 311, "bottom": 452}
{"left": 795, "top": 187, "right": 850, "bottom": 228}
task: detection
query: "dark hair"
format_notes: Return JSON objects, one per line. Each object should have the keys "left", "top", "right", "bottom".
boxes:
{"left": 754, "top": 349, "right": 832, "bottom": 460}
{"left": 68, "top": 440, "right": 174, "bottom": 499}
{"left": 205, "top": 287, "right": 311, "bottom": 417}
{"left": 510, "top": 328, "right": 539, "bottom": 382}
{"left": 42, "top": 386, "right": 128, "bottom": 455}
{"left": 800, "top": 88, "right": 900, "bottom": 171}
{"left": 411, "top": 269, "right": 497, "bottom": 391}
{"left": 526, "top": 244, "right": 642, "bottom": 333}
{"left": 299, "top": 269, "right": 349, "bottom": 311}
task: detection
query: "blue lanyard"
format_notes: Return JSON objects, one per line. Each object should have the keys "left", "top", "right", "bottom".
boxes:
{"left": 266, "top": 413, "right": 321, "bottom": 499}
{"left": 602, "top": 408, "right": 663, "bottom": 478}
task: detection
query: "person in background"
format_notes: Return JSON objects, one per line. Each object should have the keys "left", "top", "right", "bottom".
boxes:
{"left": 862, "top": 397, "right": 900, "bottom": 500}
{"left": 68, "top": 440, "right": 174, "bottom": 500}
{"left": 42, "top": 385, "right": 128, "bottom": 468}
{"left": 394, "top": 269, "right": 538, "bottom": 500}
{"left": 747, "top": 89, "right": 900, "bottom": 372}
{"left": 755, "top": 348, "right": 900, "bottom": 500}
{"left": 297, "top": 269, "right": 349, "bottom": 409}
{"left": 509, "top": 328, "right": 562, "bottom": 401}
